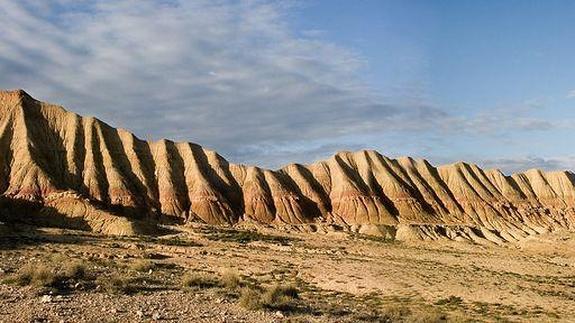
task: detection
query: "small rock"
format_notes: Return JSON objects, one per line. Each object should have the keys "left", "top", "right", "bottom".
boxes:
{"left": 136, "top": 310, "right": 145, "bottom": 318}
{"left": 152, "top": 312, "right": 162, "bottom": 320}
{"left": 274, "top": 311, "right": 284, "bottom": 318}
{"left": 110, "top": 308, "right": 117, "bottom": 314}
{"left": 40, "top": 295, "right": 52, "bottom": 303}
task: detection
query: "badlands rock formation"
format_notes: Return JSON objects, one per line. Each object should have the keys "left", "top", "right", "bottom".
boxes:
{"left": 1, "top": 89, "right": 574, "bottom": 240}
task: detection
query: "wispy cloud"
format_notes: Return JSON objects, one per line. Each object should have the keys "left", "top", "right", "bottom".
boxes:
{"left": 0, "top": 0, "right": 572, "bottom": 170}
{"left": 0, "top": 0, "right": 433, "bottom": 163}
{"left": 479, "top": 156, "right": 575, "bottom": 174}
{"left": 567, "top": 89, "right": 575, "bottom": 98}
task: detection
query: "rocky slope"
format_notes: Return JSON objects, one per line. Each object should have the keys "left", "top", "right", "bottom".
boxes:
{"left": 1, "top": 89, "right": 574, "bottom": 241}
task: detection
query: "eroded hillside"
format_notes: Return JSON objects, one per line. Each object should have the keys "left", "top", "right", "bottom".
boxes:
{"left": 1, "top": 89, "right": 574, "bottom": 240}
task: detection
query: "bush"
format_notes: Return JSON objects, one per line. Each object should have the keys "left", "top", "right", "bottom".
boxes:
{"left": 129, "top": 259, "right": 155, "bottom": 272}
{"left": 262, "top": 284, "right": 299, "bottom": 305}
{"left": 181, "top": 272, "right": 219, "bottom": 289}
{"left": 239, "top": 287, "right": 263, "bottom": 310}
{"left": 381, "top": 305, "right": 412, "bottom": 321}
{"left": 61, "top": 260, "right": 87, "bottom": 279}
{"left": 405, "top": 310, "right": 448, "bottom": 323}
{"left": 221, "top": 269, "right": 241, "bottom": 289}
{"left": 4, "top": 263, "right": 56, "bottom": 287}
{"left": 238, "top": 284, "right": 300, "bottom": 311}
{"left": 97, "top": 274, "right": 136, "bottom": 294}
{"left": 434, "top": 296, "right": 463, "bottom": 306}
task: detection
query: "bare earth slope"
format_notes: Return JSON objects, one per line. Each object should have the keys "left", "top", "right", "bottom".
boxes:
{"left": 1, "top": 89, "right": 574, "bottom": 240}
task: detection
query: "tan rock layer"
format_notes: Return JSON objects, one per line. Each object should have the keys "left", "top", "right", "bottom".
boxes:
{"left": 1, "top": 90, "right": 574, "bottom": 237}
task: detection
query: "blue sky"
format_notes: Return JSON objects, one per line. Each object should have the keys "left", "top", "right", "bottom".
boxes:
{"left": 0, "top": 0, "right": 574, "bottom": 173}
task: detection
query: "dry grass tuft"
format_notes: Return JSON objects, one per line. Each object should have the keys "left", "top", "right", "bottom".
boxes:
{"left": 238, "top": 284, "right": 300, "bottom": 311}
{"left": 221, "top": 269, "right": 241, "bottom": 289}
{"left": 181, "top": 272, "right": 219, "bottom": 289}
{"left": 61, "top": 260, "right": 87, "bottom": 279}
{"left": 96, "top": 273, "right": 136, "bottom": 294}
{"left": 239, "top": 287, "right": 263, "bottom": 310}
{"left": 129, "top": 259, "right": 155, "bottom": 272}
{"left": 6, "top": 263, "right": 57, "bottom": 287}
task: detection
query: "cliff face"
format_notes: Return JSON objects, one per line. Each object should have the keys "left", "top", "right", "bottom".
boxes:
{"left": 1, "top": 89, "right": 574, "bottom": 239}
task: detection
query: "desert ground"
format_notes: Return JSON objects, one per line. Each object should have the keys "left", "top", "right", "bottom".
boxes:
{"left": 0, "top": 223, "right": 574, "bottom": 323}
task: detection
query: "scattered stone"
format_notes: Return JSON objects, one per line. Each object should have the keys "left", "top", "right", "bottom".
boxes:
{"left": 40, "top": 295, "right": 52, "bottom": 303}
{"left": 274, "top": 311, "right": 284, "bottom": 318}
{"left": 152, "top": 312, "right": 162, "bottom": 320}
{"left": 136, "top": 310, "right": 145, "bottom": 318}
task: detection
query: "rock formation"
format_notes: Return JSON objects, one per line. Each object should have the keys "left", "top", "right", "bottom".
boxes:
{"left": 1, "top": 89, "right": 574, "bottom": 241}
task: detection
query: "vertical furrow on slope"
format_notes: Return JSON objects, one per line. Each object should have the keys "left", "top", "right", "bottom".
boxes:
{"left": 20, "top": 100, "right": 67, "bottom": 188}
{"left": 63, "top": 113, "right": 86, "bottom": 191}
{"left": 521, "top": 169, "right": 564, "bottom": 208}
{"left": 484, "top": 170, "right": 545, "bottom": 230}
{"left": 405, "top": 158, "right": 467, "bottom": 222}
{"left": 263, "top": 170, "right": 311, "bottom": 224}
{"left": 124, "top": 135, "right": 160, "bottom": 208}
{"left": 396, "top": 157, "right": 452, "bottom": 217}
{"left": 361, "top": 152, "right": 439, "bottom": 223}
{"left": 328, "top": 153, "right": 397, "bottom": 225}
{"left": 544, "top": 172, "right": 575, "bottom": 207}
{"left": 437, "top": 164, "right": 496, "bottom": 227}
{"left": 94, "top": 122, "right": 144, "bottom": 209}
{"left": 459, "top": 163, "right": 500, "bottom": 201}
{"left": 81, "top": 117, "right": 110, "bottom": 203}
{"left": 564, "top": 172, "right": 575, "bottom": 208}
{"left": 150, "top": 140, "right": 190, "bottom": 219}
{"left": 242, "top": 167, "right": 276, "bottom": 223}
{"left": 485, "top": 170, "right": 526, "bottom": 201}
{"left": 195, "top": 147, "right": 243, "bottom": 222}
{"left": 175, "top": 143, "right": 235, "bottom": 225}
{"left": 0, "top": 113, "right": 14, "bottom": 194}
{"left": 7, "top": 96, "right": 58, "bottom": 199}
{"left": 115, "top": 130, "right": 160, "bottom": 210}
{"left": 280, "top": 164, "right": 330, "bottom": 217}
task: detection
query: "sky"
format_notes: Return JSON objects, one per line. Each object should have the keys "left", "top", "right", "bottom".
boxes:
{"left": 0, "top": 0, "right": 574, "bottom": 174}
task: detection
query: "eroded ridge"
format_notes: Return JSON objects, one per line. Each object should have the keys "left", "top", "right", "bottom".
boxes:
{"left": 0, "top": 89, "right": 574, "bottom": 239}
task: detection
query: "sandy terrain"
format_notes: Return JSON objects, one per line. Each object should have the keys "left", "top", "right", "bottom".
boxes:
{"left": 1, "top": 224, "right": 574, "bottom": 322}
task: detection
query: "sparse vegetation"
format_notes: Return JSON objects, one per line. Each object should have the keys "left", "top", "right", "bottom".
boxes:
{"left": 239, "top": 287, "right": 264, "bottom": 310}
{"left": 129, "top": 259, "right": 155, "bottom": 272}
{"left": 181, "top": 272, "right": 219, "bottom": 289}
{"left": 3, "top": 258, "right": 89, "bottom": 289}
{"left": 200, "top": 227, "right": 297, "bottom": 245}
{"left": 221, "top": 269, "right": 241, "bottom": 289}
{"left": 61, "top": 260, "right": 87, "bottom": 279}
{"left": 238, "top": 284, "right": 300, "bottom": 311}
{"left": 4, "top": 263, "right": 56, "bottom": 287}
{"left": 434, "top": 295, "right": 463, "bottom": 306}
{"left": 96, "top": 273, "right": 137, "bottom": 294}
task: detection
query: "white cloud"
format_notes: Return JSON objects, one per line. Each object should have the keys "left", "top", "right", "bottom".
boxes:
{"left": 0, "top": 0, "right": 426, "bottom": 165}
{"left": 567, "top": 89, "right": 575, "bottom": 98}
{"left": 0, "top": 0, "right": 572, "bottom": 170}
{"left": 479, "top": 156, "right": 575, "bottom": 174}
